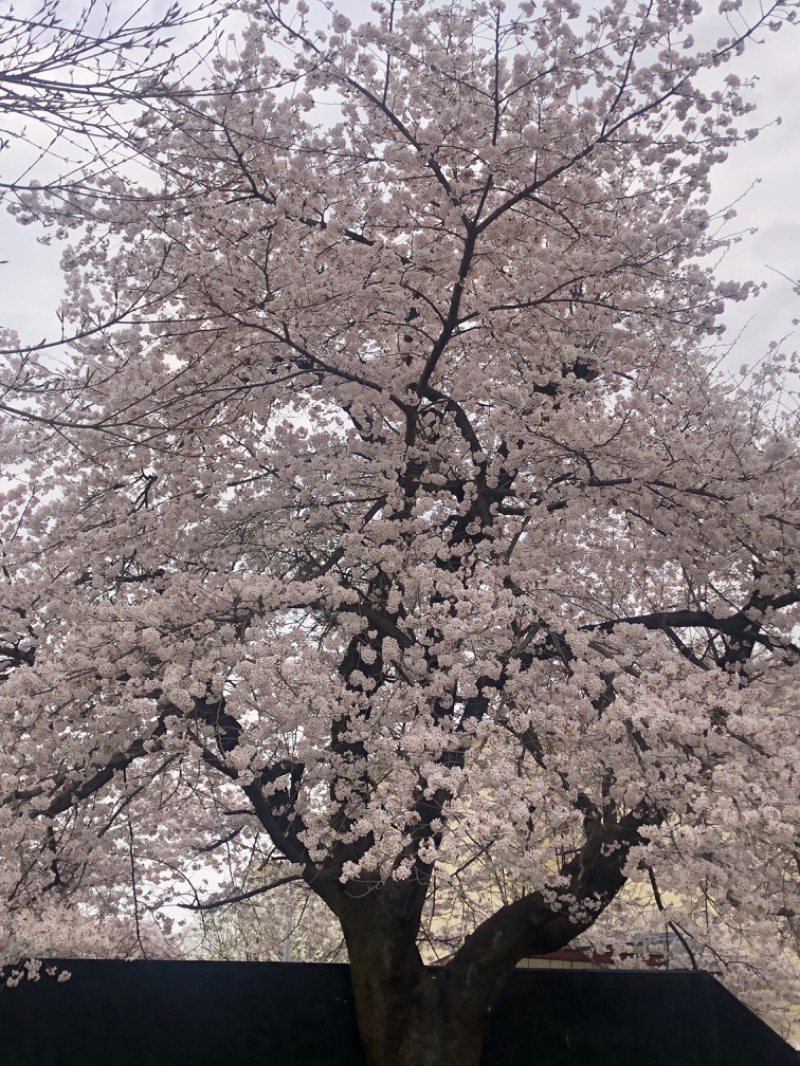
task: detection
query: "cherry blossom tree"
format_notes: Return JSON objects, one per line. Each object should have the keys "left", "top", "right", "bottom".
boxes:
{"left": 2, "top": 2, "right": 800, "bottom": 1064}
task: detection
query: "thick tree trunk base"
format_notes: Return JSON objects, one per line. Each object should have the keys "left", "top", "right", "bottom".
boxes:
{"left": 353, "top": 981, "right": 486, "bottom": 1066}
{"left": 339, "top": 886, "right": 502, "bottom": 1066}
{"left": 348, "top": 955, "right": 490, "bottom": 1066}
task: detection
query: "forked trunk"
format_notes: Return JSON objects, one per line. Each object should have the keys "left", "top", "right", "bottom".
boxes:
{"left": 349, "top": 955, "right": 490, "bottom": 1066}
{"left": 342, "top": 902, "right": 495, "bottom": 1066}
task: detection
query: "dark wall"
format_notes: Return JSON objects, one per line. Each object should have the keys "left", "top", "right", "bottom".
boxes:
{"left": 0, "top": 960, "right": 796, "bottom": 1066}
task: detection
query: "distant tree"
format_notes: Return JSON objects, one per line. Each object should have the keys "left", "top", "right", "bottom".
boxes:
{"left": 1, "top": 3, "right": 799, "bottom": 1065}
{"left": 190, "top": 871, "right": 345, "bottom": 964}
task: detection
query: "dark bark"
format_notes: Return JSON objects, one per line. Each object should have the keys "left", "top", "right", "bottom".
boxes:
{"left": 349, "top": 968, "right": 489, "bottom": 1066}
{"left": 332, "top": 806, "right": 655, "bottom": 1066}
{"left": 341, "top": 891, "right": 587, "bottom": 1066}
{"left": 341, "top": 893, "right": 491, "bottom": 1066}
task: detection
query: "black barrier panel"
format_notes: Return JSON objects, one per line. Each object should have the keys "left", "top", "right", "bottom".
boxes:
{"left": 487, "top": 969, "right": 800, "bottom": 1065}
{"left": 0, "top": 960, "right": 797, "bottom": 1066}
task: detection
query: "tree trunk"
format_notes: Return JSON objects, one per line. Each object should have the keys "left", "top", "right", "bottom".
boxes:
{"left": 349, "top": 955, "right": 490, "bottom": 1066}
{"left": 341, "top": 897, "right": 494, "bottom": 1066}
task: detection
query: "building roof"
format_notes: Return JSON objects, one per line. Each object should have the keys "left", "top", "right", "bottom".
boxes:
{"left": 0, "top": 959, "right": 797, "bottom": 1065}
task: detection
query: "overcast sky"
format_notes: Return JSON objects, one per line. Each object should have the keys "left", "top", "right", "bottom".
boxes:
{"left": 1, "top": 1, "right": 798, "bottom": 369}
